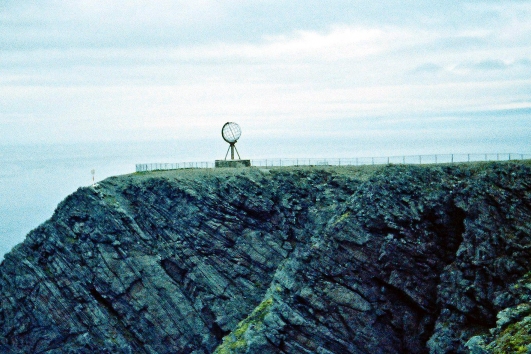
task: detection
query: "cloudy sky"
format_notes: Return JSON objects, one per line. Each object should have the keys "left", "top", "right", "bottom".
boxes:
{"left": 1, "top": 1, "right": 530, "bottom": 155}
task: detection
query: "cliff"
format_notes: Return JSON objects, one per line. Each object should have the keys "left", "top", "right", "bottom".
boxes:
{"left": 1, "top": 162, "right": 531, "bottom": 353}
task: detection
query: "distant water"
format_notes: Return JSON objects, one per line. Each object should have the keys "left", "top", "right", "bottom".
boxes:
{"left": 0, "top": 140, "right": 223, "bottom": 259}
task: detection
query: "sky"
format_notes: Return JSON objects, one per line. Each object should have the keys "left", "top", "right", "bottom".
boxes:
{"left": 0, "top": 1, "right": 530, "bottom": 154}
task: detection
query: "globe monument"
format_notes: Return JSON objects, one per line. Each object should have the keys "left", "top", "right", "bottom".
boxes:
{"left": 215, "top": 122, "right": 251, "bottom": 168}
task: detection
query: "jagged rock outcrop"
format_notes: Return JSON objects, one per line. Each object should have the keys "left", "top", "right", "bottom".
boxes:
{"left": 1, "top": 161, "right": 531, "bottom": 353}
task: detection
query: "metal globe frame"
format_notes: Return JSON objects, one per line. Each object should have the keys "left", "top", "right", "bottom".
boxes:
{"left": 221, "top": 122, "right": 242, "bottom": 160}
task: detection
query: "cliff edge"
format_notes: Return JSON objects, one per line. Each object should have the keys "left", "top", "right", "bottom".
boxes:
{"left": 1, "top": 162, "right": 531, "bottom": 353}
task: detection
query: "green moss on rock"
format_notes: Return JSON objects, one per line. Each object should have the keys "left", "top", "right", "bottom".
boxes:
{"left": 488, "top": 315, "right": 531, "bottom": 354}
{"left": 214, "top": 297, "right": 274, "bottom": 354}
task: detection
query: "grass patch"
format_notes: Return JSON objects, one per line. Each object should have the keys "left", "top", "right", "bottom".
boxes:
{"left": 332, "top": 211, "right": 351, "bottom": 226}
{"left": 65, "top": 236, "right": 77, "bottom": 245}
{"left": 489, "top": 315, "right": 531, "bottom": 354}
{"left": 214, "top": 297, "right": 274, "bottom": 354}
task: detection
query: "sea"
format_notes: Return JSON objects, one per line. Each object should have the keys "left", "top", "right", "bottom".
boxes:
{"left": 0, "top": 140, "right": 224, "bottom": 260}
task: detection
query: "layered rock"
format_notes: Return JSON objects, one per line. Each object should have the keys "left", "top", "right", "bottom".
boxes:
{"left": 1, "top": 162, "right": 531, "bottom": 353}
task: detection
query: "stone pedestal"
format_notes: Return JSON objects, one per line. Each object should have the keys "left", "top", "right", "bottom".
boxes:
{"left": 215, "top": 159, "right": 251, "bottom": 168}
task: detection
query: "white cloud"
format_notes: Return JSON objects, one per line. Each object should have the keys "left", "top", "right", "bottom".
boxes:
{"left": 0, "top": 1, "right": 530, "bottom": 150}
{"left": 164, "top": 25, "right": 418, "bottom": 63}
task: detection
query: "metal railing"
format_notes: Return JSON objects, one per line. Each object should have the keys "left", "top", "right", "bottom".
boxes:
{"left": 136, "top": 162, "right": 215, "bottom": 172}
{"left": 136, "top": 153, "right": 531, "bottom": 172}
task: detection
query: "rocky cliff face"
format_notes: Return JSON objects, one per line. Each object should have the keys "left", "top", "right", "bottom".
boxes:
{"left": 1, "top": 162, "right": 531, "bottom": 353}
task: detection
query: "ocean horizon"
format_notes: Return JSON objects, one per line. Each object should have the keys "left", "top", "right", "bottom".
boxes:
{"left": 0, "top": 139, "right": 220, "bottom": 259}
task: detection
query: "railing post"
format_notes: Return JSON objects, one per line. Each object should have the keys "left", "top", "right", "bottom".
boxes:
{"left": 435, "top": 155, "right": 437, "bottom": 164}
{"left": 419, "top": 155, "right": 422, "bottom": 164}
{"left": 468, "top": 154, "right": 470, "bottom": 162}
{"left": 403, "top": 156, "right": 405, "bottom": 164}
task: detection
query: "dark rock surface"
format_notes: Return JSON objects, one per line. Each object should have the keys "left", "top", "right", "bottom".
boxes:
{"left": 1, "top": 161, "right": 531, "bottom": 353}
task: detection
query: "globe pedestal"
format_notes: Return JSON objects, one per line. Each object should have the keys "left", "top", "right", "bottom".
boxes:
{"left": 215, "top": 159, "right": 251, "bottom": 168}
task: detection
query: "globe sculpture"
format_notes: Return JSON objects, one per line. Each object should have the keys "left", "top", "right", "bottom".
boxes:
{"left": 222, "top": 122, "right": 241, "bottom": 144}
{"left": 222, "top": 122, "right": 242, "bottom": 160}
